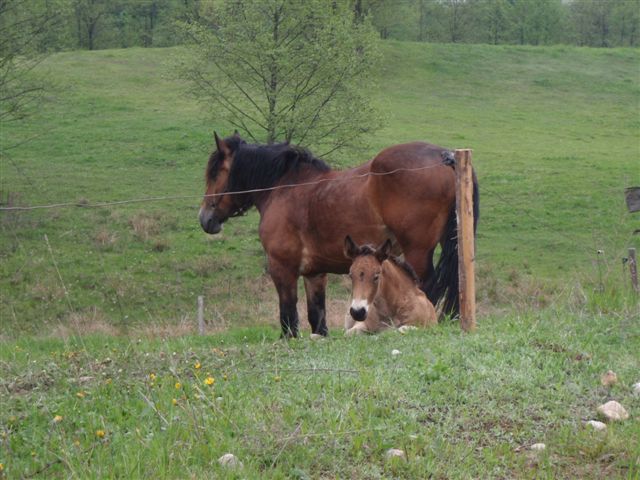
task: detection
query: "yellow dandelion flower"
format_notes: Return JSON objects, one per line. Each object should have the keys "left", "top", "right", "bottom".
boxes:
{"left": 53, "top": 415, "right": 63, "bottom": 423}
{"left": 274, "top": 375, "right": 281, "bottom": 382}
{"left": 204, "top": 376, "right": 215, "bottom": 386}
{"left": 172, "top": 398, "right": 178, "bottom": 406}
{"left": 149, "top": 373, "right": 156, "bottom": 381}
{"left": 96, "top": 430, "right": 105, "bottom": 438}
{"left": 76, "top": 391, "right": 85, "bottom": 399}
{"left": 0, "top": 462, "right": 4, "bottom": 472}
{"left": 174, "top": 382, "right": 181, "bottom": 390}
{"left": 194, "top": 361, "right": 201, "bottom": 369}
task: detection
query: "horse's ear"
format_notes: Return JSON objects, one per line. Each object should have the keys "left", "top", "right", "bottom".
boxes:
{"left": 214, "top": 131, "right": 231, "bottom": 156}
{"left": 375, "top": 239, "right": 392, "bottom": 262}
{"left": 344, "top": 235, "right": 359, "bottom": 259}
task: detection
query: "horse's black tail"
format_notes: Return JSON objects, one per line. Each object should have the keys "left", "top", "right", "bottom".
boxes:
{"left": 424, "top": 169, "right": 479, "bottom": 318}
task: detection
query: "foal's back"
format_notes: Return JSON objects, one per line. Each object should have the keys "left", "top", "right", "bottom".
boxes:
{"left": 377, "top": 258, "right": 437, "bottom": 329}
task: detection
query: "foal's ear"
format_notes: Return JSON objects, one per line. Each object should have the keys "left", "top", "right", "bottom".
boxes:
{"left": 344, "top": 235, "right": 359, "bottom": 259}
{"left": 375, "top": 239, "right": 392, "bottom": 262}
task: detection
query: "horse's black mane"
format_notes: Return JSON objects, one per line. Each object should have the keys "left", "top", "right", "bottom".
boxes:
{"left": 354, "top": 246, "right": 419, "bottom": 284}
{"left": 207, "top": 136, "right": 331, "bottom": 194}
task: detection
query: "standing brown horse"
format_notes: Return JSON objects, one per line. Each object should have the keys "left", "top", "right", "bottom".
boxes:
{"left": 199, "top": 132, "right": 479, "bottom": 338}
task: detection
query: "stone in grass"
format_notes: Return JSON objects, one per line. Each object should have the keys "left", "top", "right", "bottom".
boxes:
{"left": 597, "top": 401, "right": 629, "bottom": 422}
{"left": 530, "top": 443, "right": 546, "bottom": 452}
{"left": 218, "top": 453, "right": 243, "bottom": 469}
{"left": 309, "top": 333, "right": 324, "bottom": 341}
{"left": 633, "top": 382, "right": 640, "bottom": 396}
{"left": 600, "top": 370, "right": 618, "bottom": 387}
{"left": 385, "top": 448, "right": 406, "bottom": 460}
{"left": 391, "top": 349, "right": 401, "bottom": 356}
{"left": 586, "top": 420, "right": 607, "bottom": 431}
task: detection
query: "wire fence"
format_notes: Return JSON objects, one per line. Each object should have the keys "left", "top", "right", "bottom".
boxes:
{"left": 1, "top": 158, "right": 637, "bottom": 336}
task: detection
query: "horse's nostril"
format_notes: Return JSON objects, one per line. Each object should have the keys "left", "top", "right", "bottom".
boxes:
{"left": 350, "top": 307, "right": 367, "bottom": 322}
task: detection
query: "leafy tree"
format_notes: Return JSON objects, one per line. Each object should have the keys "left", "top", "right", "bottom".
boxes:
{"left": 73, "top": 0, "right": 110, "bottom": 50}
{"left": 177, "top": 0, "right": 381, "bottom": 155}
{"left": 0, "top": 0, "right": 60, "bottom": 124}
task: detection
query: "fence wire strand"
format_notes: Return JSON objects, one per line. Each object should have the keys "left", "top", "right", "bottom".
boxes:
{"left": 0, "top": 162, "right": 447, "bottom": 211}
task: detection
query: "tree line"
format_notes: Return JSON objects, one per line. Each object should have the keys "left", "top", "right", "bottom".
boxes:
{"left": 3, "top": 0, "right": 640, "bottom": 53}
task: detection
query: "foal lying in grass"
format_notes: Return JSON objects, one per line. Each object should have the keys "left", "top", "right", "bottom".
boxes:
{"left": 343, "top": 236, "right": 437, "bottom": 335}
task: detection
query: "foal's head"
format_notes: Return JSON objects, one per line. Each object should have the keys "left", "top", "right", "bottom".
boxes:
{"left": 344, "top": 236, "right": 393, "bottom": 322}
{"left": 199, "top": 131, "right": 245, "bottom": 234}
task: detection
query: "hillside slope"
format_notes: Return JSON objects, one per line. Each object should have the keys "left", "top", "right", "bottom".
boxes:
{"left": 1, "top": 42, "right": 638, "bottom": 334}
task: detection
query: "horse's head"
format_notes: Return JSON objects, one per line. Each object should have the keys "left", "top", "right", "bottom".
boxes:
{"left": 344, "top": 236, "right": 392, "bottom": 322}
{"left": 199, "top": 131, "right": 245, "bottom": 234}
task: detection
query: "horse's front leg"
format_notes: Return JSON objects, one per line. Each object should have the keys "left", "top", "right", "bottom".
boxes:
{"left": 303, "top": 274, "right": 328, "bottom": 336}
{"left": 269, "top": 260, "right": 300, "bottom": 338}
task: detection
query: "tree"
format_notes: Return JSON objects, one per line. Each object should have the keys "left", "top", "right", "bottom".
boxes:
{"left": 0, "top": 0, "right": 60, "bottom": 124}
{"left": 73, "top": 0, "right": 110, "bottom": 50}
{"left": 176, "top": 0, "right": 381, "bottom": 155}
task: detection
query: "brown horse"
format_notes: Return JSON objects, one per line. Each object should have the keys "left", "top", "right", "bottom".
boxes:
{"left": 343, "top": 236, "right": 437, "bottom": 335}
{"left": 199, "top": 132, "right": 479, "bottom": 338}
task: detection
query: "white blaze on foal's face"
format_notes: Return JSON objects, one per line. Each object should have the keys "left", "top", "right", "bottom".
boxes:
{"left": 348, "top": 254, "right": 381, "bottom": 322}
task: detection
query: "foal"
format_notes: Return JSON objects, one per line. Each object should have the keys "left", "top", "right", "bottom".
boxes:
{"left": 344, "top": 236, "right": 437, "bottom": 335}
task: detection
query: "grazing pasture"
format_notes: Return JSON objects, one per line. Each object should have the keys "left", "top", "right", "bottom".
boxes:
{"left": 1, "top": 42, "right": 639, "bottom": 477}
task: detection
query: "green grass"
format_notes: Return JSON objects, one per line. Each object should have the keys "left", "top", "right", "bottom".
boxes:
{"left": 1, "top": 311, "right": 638, "bottom": 478}
{"left": 1, "top": 43, "right": 639, "bottom": 334}
{"left": 1, "top": 41, "right": 639, "bottom": 477}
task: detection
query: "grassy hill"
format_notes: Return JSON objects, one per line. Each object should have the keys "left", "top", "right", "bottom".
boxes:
{"left": 1, "top": 42, "right": 639, "bottom": 335}
{"left": 0, "top": 41, "right": 638, "bottom": 480}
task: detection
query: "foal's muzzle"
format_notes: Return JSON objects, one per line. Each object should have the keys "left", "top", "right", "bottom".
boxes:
{"left": 199, "top": 208, "right": 222, "bottom": 234}
{"left": 350, "top": 307, "right": 367, "bottom": 322}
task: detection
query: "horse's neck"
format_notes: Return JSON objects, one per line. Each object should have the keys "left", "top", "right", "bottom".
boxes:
{"left": 253, "top": 166, "right": 330, "bottom": 215}
{"left": 376, "top": 260, "right": 416, "bottom": 314}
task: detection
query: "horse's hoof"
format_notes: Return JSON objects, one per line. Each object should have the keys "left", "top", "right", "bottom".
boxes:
{"left": 398, "top": 325, "right": 417, "bottom": 334}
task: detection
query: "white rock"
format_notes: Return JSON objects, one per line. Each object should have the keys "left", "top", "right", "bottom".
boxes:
{"left": 586, "top": 420, "right": 607, "bottom": 431}
{"left": 385, "top": 448, "right": 406, "bottom": 460}
{"left": 530, "top": 443, "right": 546, "bottom": 451}
{"left": 391, "top": 349, "right": 401, "bottom": 356}
{"left": 218, "top": 453, "right": 242, "bottom": 468}
{"left": 600, "top": 370, "right": 618, "bottom": 387}
{"left": 597, "top": 401, "right": 629, "bottom": 421}
{"left": 632, "top": 382, "right": 640, "bottom": 396}
{"left": 309, "top": 333, "right": 324, "bottom": 341}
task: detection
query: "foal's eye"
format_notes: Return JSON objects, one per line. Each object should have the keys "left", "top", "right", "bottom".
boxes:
{"left": 373, "top": 273, "right": 380, "bottom": 282}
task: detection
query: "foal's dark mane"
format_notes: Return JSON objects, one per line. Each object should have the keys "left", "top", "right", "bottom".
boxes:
{"left": 354, "top": 246, "right": 419, "bottom": 284}
{"left": 207, "top": 136, "right": 331, "bottom": 194}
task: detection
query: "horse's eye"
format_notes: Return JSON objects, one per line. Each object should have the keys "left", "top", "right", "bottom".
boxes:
{"left": 373, "top": 273, "right": 380, "bottom": 282}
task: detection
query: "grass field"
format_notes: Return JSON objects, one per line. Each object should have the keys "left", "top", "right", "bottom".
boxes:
{"left": 1, "top": 41, "right": 639, "bottom": 478}
{"left": 1, "top": 42, "right": 638, "bottom": 335}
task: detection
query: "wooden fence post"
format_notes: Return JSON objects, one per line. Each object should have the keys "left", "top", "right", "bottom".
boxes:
{"left": 629, "top": 248, "right": 638, "bottom": 293}
{"left": 197, "top": 296, "right": 205, "bottom": 335}
{"left": 455, "top": 149, "right": 476, "bottom": 332}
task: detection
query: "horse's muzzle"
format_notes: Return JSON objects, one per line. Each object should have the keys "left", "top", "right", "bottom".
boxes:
{"left": 199, "top": 209, "right": 222, "bottom": 234}
{"left": 350, "top": 307, "right": 367, "bottom": 322}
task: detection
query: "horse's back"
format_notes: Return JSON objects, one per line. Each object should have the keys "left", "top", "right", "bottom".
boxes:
{"left": 367, "top": 142, "right": 456, "bottom": 255}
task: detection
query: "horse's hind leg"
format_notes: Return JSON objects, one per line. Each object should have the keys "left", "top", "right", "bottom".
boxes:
{"left": 303, "top": 274, "right": 328, "bottom": 336}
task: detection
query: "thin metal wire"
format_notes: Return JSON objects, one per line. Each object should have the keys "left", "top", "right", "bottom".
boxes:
{"left": 0, "top": 162, "right": 447, "bottom": 211}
